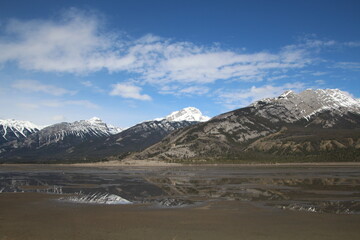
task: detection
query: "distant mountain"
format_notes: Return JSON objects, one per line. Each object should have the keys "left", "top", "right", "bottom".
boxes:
{"left": 28, "top": 117, "right": 123, "bottom": 144}
{"left": 133, "top": 89, "right": 360, "bottom": 163}
{"left": 155, "top": 107, "right": 210, "bottom": 122}
{"left": 0, "top": 117, "right": 123, "bottom": 162}
{"left": 0, "top": 108, "right": 206, "bottom": 163}
{"left": 0, "top": 119, "right": 40, "bottom": 145}
{"left": 67, "top": 119, "right": 198, "bottom": 162}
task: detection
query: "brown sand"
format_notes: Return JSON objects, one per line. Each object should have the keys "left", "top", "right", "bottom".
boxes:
{"left": 1, "top": 192, "right": 360, "bottom": 240}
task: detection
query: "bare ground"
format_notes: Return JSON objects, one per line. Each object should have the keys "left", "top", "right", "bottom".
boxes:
{"left": 1, "top": 192, "right": 360, "bottom": 240}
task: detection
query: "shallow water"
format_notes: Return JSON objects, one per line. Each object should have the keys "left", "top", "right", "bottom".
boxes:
{"left": 0, "top": 164, "right": 359, "bottom": 212}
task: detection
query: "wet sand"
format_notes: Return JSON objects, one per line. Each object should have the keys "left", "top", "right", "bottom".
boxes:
{"left": 1, "top": 164, "right": 360, "bottom": 239}
{"left": 1, "top": 192, "right": 360, "bottom": 240}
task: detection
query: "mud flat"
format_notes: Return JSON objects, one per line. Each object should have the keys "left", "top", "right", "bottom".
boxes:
{"left": 0, "top": 164, "right": 360, "bottom": 239}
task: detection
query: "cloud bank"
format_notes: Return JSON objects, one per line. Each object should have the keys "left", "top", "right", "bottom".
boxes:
{"left": 0, "top": 9, "right": 314, "bottom": 85}
{"left": 1, "top": 8, "right": 358, "bottom": 109}
{"left": 12, "top": 80, "right": 76, "bottom": 96}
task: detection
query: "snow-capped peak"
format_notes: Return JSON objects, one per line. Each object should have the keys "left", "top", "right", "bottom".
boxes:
{"left": 279, "top": 90, "right": 295, "bottom": 99}
{"left": 87, "top": 117, "right": 102, "bottom": 124}
{"left": 251, "top": 88, "right": 360, "bottom": 122}
{"left": 82, "top": 117, "right": 123, "bottom": 135}
{"left": 300, "top": 88, "right": 360, "bottom": 109}
{"left": 0, "top": 119, "right": 40, "bottom": 130}
{"left": 158, "top": 107, "right": 210, "bottom": 122}
{"left": 0, "top": 119, "right": 40, "bottom": 140}
{"left": 36, "top": 117, "right": 124, "bottom": 142}
{"left": 107, "top": 124, "right": 124, "bottom": 135}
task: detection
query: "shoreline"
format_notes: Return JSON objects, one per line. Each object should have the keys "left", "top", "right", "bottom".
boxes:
{"left": 2, "top": 161, "right": 360, "bottom": 168}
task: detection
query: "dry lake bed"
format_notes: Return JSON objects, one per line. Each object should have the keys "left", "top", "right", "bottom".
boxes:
{"left": 0, "top": 164, "right": 360, "bottom": 240}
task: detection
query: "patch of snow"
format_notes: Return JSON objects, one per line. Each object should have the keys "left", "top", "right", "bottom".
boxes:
{"left": 251, "top": 88, "right": 360, "bottom": 122}
{"left": 0, "top": 119, "right": 40, "bottom": 139}
{"left": 157, "top": 107, "right": 210, "bottom": 122}
{"left": 107, "top": 124, "right": 124, "bottom": 135}
{"left": 61, "top": 192, "right": 131, "bottom": 205}
{"left": 279, "top": 90, "right": 294, "bottom": 99}
{"left": 65, "top": 117, "right": 123, "bottom": 137}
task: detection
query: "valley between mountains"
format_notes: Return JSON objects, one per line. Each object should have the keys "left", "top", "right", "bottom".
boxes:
{"left": 1, "top": 89, "right": 360, "bottom": 164}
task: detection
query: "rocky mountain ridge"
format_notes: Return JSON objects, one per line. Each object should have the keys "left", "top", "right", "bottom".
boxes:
{"left": 250, "top": 89, "right": 360, "bottom": 124}
{"left": 132, "top": 89, "right": 360, "bottom": 163}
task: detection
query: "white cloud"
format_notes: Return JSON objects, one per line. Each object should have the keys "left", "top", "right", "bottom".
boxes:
{"left": 110, "top": 83, "right": 151, "bottom": 101}
{"left": 160, "top": 85, "right": 209, "bottom": 96}
{"left": 80, "top": 80, "right": 105, "bottom": 93}
{"left": 16, "top": 102, "right": 40, "bottom": 109}
{"left": 267, "top": 75, "right": 290, "bottom": 81}
{"left": 139, "top": 47, "right": 309, "bottom": 85}
{"left": 0, "top": 9, "right": 130, "bottom": 73}
{"left": 64, "top": 100, "right": 99, "bottom": 109}
{"left": 334, "top": 62, "right": 360, "bottom": 70}
{"left": 52, "top": 115, "right": 66, "bottom": 121}
{"left": 315, "top": 79, "right": 326, "bottom": 85}
{"left": 40, "top": 99, "right": 99, "bottom": 109}
{"left": 312, "top": 71, "right": 328, "bottom": 76}
{"left": 16, "top": 99, "right": 99, "bottom": 110}
{"left": 81, "top": 81, "right": 93, "bottom": 87}
{"left": 291, "top": 35, "right": 338, "bottom": 49}
{"left": 1, "top": 9, "right": 358, "bottom": 102}
{"left": 179, "top": 86, "right": 209, "bottom": 95}
{"left": 344, "top": 41, "right": 360, "bottom": 47}
{"left": 12, "top": 80, "right": 76, "bottom": 96}
{"left": 0, "top": 9, "right": 312, "bottom": 85}
{"left": 217, "top": 82, "right": 305, "bottom": 109}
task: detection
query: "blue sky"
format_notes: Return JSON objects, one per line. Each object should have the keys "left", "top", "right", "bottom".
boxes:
{"left": 0, "top": 0, "right": 359, "bottom": 127}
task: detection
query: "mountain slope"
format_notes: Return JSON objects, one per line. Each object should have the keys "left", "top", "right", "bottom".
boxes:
{"left": 0, "top": 119, "right": 40, "bottom": 145}
{"left": 133, "top": 89, "right": 360, "bottom": 163}
{"left": 67, "top": 119, "right": 197, "bottom": 161}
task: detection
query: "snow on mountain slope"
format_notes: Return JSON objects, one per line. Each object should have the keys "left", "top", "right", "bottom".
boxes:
{"left": 156, "top": 107, "right": 210, "bottom": 122}
{"left": 250, "top": 89, "right": 360, "bottom": 123}
{"left": 37, "top": 117, "right": 123, "bottom": 143}
{"left": 0, "top": 119, "right": 40, "bottom": 143}
{"left": 107, "top": 124, "right": 124, "bottom": 135}
{"left": 85, "top": 117, "right": 123, "bottom": 135}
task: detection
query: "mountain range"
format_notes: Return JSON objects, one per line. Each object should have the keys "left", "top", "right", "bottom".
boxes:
{"left": 0, "top": 107, "right": 209, "bottom": 163}
{"left": 132, "top": 89, "right": 360, "bottom": 163}
{"left": 1, "top": 89, "right": 360, "bottom": 163}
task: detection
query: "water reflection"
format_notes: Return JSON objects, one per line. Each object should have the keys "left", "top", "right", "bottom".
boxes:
{"left": 1, "top": 166, "right": 360, "bottom": 212}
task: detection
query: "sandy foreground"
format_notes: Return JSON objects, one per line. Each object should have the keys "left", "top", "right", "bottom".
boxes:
{"left": 0, "top": 192, "right": 359, "bottom": 240}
